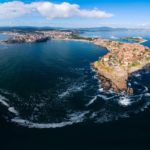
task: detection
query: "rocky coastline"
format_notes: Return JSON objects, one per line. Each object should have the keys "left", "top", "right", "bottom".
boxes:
{"left": 92, "top": 38, "right": 150, "bottom": 94}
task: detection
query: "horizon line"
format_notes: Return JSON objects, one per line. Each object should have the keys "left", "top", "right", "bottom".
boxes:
{"left": 0, "top": 26, "right": 150, "bottom": 30}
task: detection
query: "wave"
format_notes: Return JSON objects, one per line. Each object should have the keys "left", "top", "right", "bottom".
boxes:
{"left": 11, "top": 111, "right": 89, "bottom": 129}
{"left": 0, "top": 95, "right": 9, "bottom": 107}
{"left": 144, "top": 93, "right": 150, "bottom": 97}
{"left": 0, "top": 94, "right": 19, "bottom": 116}
{"left": 86, "top": 96, "right": 97, "bottom": 106}
{"left": 118, "top": 96, "right": 131, "bottom": 106}
{"left": 0, "top": 74, "right": 150, "bottom": 129}
{"left": 58, "top": 83, "right": 86, "bottom": 99}
{"left": 110, "top": 36, "right": 118, "bottom": 39}
{"left": 133, "top": 73, "right": 141, "bottom": 77}
{"left": 8, "top": 107, "right": 19, "bottom": 116}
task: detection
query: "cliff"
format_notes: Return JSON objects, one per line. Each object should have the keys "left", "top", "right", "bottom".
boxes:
{"left": 92, "top": 39, "right": 150, "bottom": 94}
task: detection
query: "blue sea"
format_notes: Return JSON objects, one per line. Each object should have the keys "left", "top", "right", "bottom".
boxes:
{"left": 0, "top": 30, "right": 150, "bottom": 149}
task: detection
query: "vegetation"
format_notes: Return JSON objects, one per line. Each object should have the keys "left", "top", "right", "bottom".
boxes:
{"left": 120, "top": 37, "right": 147, "bottom": 43}
{"left": 130, "top": 60, "right": 140, "bottom": 67}
{"left": 71, "top": 33, "right": 93, "bottom": 41}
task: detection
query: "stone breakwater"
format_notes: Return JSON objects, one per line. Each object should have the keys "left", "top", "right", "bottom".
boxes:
{"left": 92, "top": 38, "right": 150, "bottom": 94}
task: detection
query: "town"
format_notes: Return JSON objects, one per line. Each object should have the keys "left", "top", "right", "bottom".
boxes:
{"left": 93, "top": 38, "right": 150, "bottom": 94}
{"left": 0, "top": 30, "right": 94, "bottom": 44}
{"left": 1, "top": 30, "right": 74, "bottom": 43}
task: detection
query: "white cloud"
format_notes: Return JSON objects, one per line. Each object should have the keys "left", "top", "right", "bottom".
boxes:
{"left": 78, "top": 9, "right": 113, "bottom": 18}
{"left": 0, "top": 1, "right": 31, "bottom": 19}
{"left": 0, "top": 1, "right": 113, "bottom": 19}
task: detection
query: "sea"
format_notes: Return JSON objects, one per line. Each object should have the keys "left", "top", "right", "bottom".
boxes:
{"left": 0, "top": 30, "right": 150, "bottom": 149}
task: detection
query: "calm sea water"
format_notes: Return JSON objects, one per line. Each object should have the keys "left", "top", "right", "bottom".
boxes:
{"left": 0, "top": 31, "right": 150, "bottom": 149}
{"left": 0, "top": 34, "right": 12, "bottom": 40}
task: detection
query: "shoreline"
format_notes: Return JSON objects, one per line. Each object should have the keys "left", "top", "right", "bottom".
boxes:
{"left": 92, "top": 38, "right": 150, "bottom": 94}
{"left": 52, "top": 38, "right": 92, "bottom": 43}
{"left": 0, "top": 31, "right": 94, "bottom": 44}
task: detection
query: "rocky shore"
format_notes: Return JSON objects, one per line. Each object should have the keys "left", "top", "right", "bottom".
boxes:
{"left": 92, "top": 38, "right": 150, "bottom": 94}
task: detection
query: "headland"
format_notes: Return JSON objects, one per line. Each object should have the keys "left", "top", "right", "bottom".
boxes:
{"left": 92, "top": 38, "right": 150, "bottom": 94}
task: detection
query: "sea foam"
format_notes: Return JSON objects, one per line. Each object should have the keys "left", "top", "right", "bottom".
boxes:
{"left": 11, "top": 111, "right": 89, "bottom": 129}
{"left": 118, "top": 96, "right": 131, "bottom": 106}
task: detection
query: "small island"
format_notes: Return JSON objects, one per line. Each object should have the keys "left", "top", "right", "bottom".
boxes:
{"left": 92, "top": 38, "right": 150, "bottom": 94}
{"left": 120, "top": 37, "right": 147, "bottom": 43}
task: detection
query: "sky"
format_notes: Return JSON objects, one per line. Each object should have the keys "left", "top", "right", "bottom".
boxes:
{"left": 0, "top": 0, "right": 149, "bottom": 28}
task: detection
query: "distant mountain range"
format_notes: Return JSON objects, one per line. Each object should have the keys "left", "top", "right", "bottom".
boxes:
{"left": 74, "top": 27, "right": 128, "bottom": 32}
{"left": 0, "top": 26, "right": 64, "bottom": 32}
{"left": 0, "top": 26, "right": 149, "bottom": 32}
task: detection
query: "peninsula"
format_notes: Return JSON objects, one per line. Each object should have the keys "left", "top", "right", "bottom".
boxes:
{"left": 120, "top": 37, "right": 147, "bottom": 43}
{"left": 92, "top": 39, "right": 150, "bottom": 94}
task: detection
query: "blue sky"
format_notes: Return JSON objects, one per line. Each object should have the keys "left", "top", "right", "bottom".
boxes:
{"left": 0, "top": 0, "right": 149, "bottom": 28}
